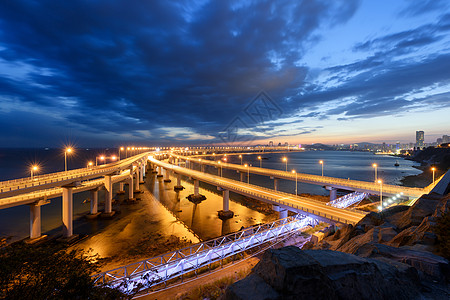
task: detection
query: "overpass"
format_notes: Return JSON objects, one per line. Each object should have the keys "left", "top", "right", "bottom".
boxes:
{"left": 0, "top": 152, "right": 153, "bottom": 241}
{"left": 148, "top": 156, "right": 368, "bottom": 225}
{"left": 168, "top": 153, "right": 432, "bottom": 199}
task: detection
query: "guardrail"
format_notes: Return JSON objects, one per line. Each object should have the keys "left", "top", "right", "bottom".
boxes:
{"left": 93, "top": 214, "right": 317, "bottom": 294}
{"left": 169, "top": 154, "right": 426, "bottom": 197}
{"left": 149, "top": 157, "right": 367, "bottom": 225}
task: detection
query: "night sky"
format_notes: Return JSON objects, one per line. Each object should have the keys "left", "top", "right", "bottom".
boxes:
{"left": 0, "top": 0, "right": 449, "bottom": 147}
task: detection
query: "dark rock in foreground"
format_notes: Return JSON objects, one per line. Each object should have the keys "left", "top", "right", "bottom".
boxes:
{"left": 225, "top": 246, "right": 427, "bottom": 300}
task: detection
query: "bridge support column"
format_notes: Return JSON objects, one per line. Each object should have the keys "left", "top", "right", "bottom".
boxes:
{"left": 218, "top": 188, "right": 234, "bottom": 219}
{"left": 135, "top": 166, "right": 142, "bottom": 193}
{"left": 86, "top": 188, "right": 101, "bottom": 219}
{"left": 140, "top": 165, "right": 145, "bottom": 183}
{"left": 101, "top": 175, "right": 115, "bottom": 218}
{"left": 329, "top": 188, "right": 337, "bottom": 201}
{"left": 128, "top": 174, "right": 135, "bottom": 200}
{"left": 62, "top": 187, "right": 74, "bottom": 238}
{"left": 141, "top": 164, "right": 145, "bottom": 180}
{"left": 117, "top": 182, "right": 125, "bottom": 195}
{"left": 28, "top": 203, "right": 42, "bottom": 240}
{"left": 272, "top": 204, "right": 288, "bottom": 219}
{"left": 174, "top": 173, "right": 184, "bottom": 191}
{"left": 194, "top": 179, "right": 199, "bottom": 196}
{"left": 187, "top": 179, "right": 206, "bottom": 202}
{"left": 274, "top": 178, "right": 279, "bottom": 191}
{"left": 164, "top": 168, "right": 172, "bottom": 182}
{"left": 157, "top": 166, "right": 163, "bottom": 178}
{"left": 201, "top": 164, "right": 205, "bottom": 172}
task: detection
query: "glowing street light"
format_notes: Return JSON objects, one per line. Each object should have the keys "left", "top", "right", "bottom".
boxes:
{"left": 119, "top": 147, "right": 124, "bottom": 160}
{"left": 111, "top": 155, "right": 117, "bottom": 161}
{"left": 31, "top": 165, "right": 38, "bottom": 180}
{"left": 431, "top": 167, "right": 436, "bottom": 184}
{"left": 292, "top": 170, "right": 298, "bottom": 196}
{"left": 372, "top": 163, "right": 378, "bottom": 182}
{"left": 377, "top": 179, "right": 383, "bottom": 211}
{"left": 239, "top": 155, "right": 243, "bottom": 165}
{"left": 282, "top": 157, "right": 287, "bottom": 172}
{"left": 319, "top": 160, "right": 324, "bottom": 176}
{"left": 258, "top": 156, "right": 262, "bottom": 168}
{"left": 96, "top": 155, "right": 105, "bottom": 166}
{"left": 64, "top": 147, "right": 72, "bottom": 172}
{"left": 87, "top": 161, "right": 93, "bottom": 169}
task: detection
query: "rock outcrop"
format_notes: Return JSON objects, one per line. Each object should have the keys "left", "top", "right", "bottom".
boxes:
{"left": 225, "top": 247, "right": 427, "bottom": 300}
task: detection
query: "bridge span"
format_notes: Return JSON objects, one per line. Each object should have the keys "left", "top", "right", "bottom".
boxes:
{"left": 168, "top": 153, "right": 433, "bottom": 199}
{"left": 148, "top": 157, "right": 368, "bottom": 225}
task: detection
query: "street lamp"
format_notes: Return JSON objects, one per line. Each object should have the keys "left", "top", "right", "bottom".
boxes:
{"left": 372, "top": 163, "right": 378, "bottom": 182}
{"left": 258, "top": 156, "right": 262, "bottom": 168}
{"left": 292, "top": 170, "right": 298, "bottom": 196}
{"left": 87, "top": 161, "right": 93, "bottom": 169}
{"left": 126, "top": 147, "right": 130, "bottom": 158}
{"left": 64, "top": 147, "right": 72, "bottom": 172}
{"left": 319, "top": 160, "right": 324, "bottom": 176}
{"left": 239, "top": 154, "right": 242, "bottom": 165}
{"left": 119, "top": 147, "right": 124, "bottom": 160}
{"left": 96, "top": 155, "right": 105, "bottom": 166}
{"left": 111, "top": 155, "right": 117, "bottom": 161}
{"left": 431, "top": 167, "right": 436, "bottom": 184}
{"left": 282, "top": 157, "right": 287, "bottom": 172}
{"left": 377, "top": 179, "right": 383, "bottom": 211}
{"left": 244, "top": 163, "right": 250, "bottom": 184}
{"left": 31, "top": 165, "right": 38, "bottom": 180}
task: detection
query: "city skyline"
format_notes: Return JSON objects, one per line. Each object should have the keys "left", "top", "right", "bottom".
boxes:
{"left": 0, "top": 1, "right": 450, "bottom": 147}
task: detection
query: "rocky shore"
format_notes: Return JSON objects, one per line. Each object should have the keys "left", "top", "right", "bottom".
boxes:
{"left": 225, "top": 190, "right": 450, "bottom": 299}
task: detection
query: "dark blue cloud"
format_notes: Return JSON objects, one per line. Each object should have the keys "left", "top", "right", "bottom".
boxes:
{"left": 0, "top": 0, "right": 448, "bottom": 146}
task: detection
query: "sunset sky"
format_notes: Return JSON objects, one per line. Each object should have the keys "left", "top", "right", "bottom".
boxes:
{"left": 0, "top": 0, "right": 449, "bottom": 147}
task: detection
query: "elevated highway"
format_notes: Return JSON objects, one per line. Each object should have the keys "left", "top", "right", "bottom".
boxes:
{"left": 149, "top": 157, "right": 368, "bottom": 225}
{"left": 169, "top": 153, "right": 432, "bottom": 199}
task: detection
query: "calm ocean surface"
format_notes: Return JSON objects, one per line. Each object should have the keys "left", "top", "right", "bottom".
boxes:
{"left": 0, "top": 149, "right": 422, "bottom": 243}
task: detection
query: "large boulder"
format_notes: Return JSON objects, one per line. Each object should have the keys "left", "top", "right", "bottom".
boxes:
{"left": 225, "top": 247, "right": 424, "bottom": 300}
{"left": 352, "top": 243, "right": 449, "bottom": 281}
{"left": 393, "top": 193, "right": 443, "bottom": 230}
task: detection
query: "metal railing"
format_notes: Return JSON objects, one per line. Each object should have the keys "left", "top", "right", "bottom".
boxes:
{"left": 327, "top": 192, "right": 368, "bottom": 209}
{"left": 93, "top": 214, "right": 317, "bottom": 294}
{"left": 169, "top": 154, "right": 426, "bottom": 197}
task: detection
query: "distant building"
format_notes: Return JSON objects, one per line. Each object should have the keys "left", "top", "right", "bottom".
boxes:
{"left": 269, "top": 141, "right": 274, "bottom": 147}
{"left": 437, "top": 138, "right": 443, "bottom": 144}
{"left": 284, "top": 142, "right": 289, "bottom": 147}
{"left": 396, "top": 141, "right": 400, "bottom": 151}
{"left": 443, "top": 135, "right": 450, "bottom": 143}
{"left": 278, "top": 142, "right": 282, "bottom": 147}
{"left": 416, "top": 131, "right": 424, "bottom": 148}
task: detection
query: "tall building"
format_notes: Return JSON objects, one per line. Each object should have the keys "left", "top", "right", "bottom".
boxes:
{"left": 443, "top": 135, "right": 450, "bottom": 143}
{"left": 269, "top": 141, "right": 274, "bottom": 147}
{"left": 416, "top": 131, "right": 424, "bottom": 148}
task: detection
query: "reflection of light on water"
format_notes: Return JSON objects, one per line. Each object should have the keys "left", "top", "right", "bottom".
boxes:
{"left": 146, "top": 191, "right": 200, "bottom": 243}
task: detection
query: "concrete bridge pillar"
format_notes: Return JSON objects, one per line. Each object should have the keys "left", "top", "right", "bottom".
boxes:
{"left": 62, "top": 187, "right": 73, "bottom": 238}
{"left": 128, "top": 174, "right": 134, "bottom": 200}
{"left": 90, "top": 189, "right": 98, "bottom": 215}
{"left": 117, "top": 181, "right": 125, "bottom": 195}
{"left": 134, "top": 166, "right": 141, "bottom": 192}
{"left": 218, "top": 187, "right": 234, "bottom": 219}
{"left": 194, "top": 179, "right": 199, "bottom": 196}
{"left": 29, "top": 203, "right": 42, "bottom": 240}
{"left": 272, "top": 204, "right": 288, "bottom": 219}
{"left": 164, "top": 168, "right": 171, "bottom": 182}
{"left": 201, "top": 164, "right": 205, "bottom": 172}
{"left": 140, "top": 165, "right": 144, "bottom": 183}
{"left": 217, "top": 166, "right": 221, "bottom": 176}
{"left": 157, "top": 166, "right": 163, "bottom": 178}
{"left": 274, "top": 178, "right": 279, "bottom": 191}
{"left": 102, "top": 175, "right": 115, "bottom": 217}
{"left": 174, "top": 173, "right": 184, "bottom": 191}
{"left": 329, "top": 188, "right": 337, "bottom": 201}
{"left": 141, "top": 164, "right": 146, "bottom": 178}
